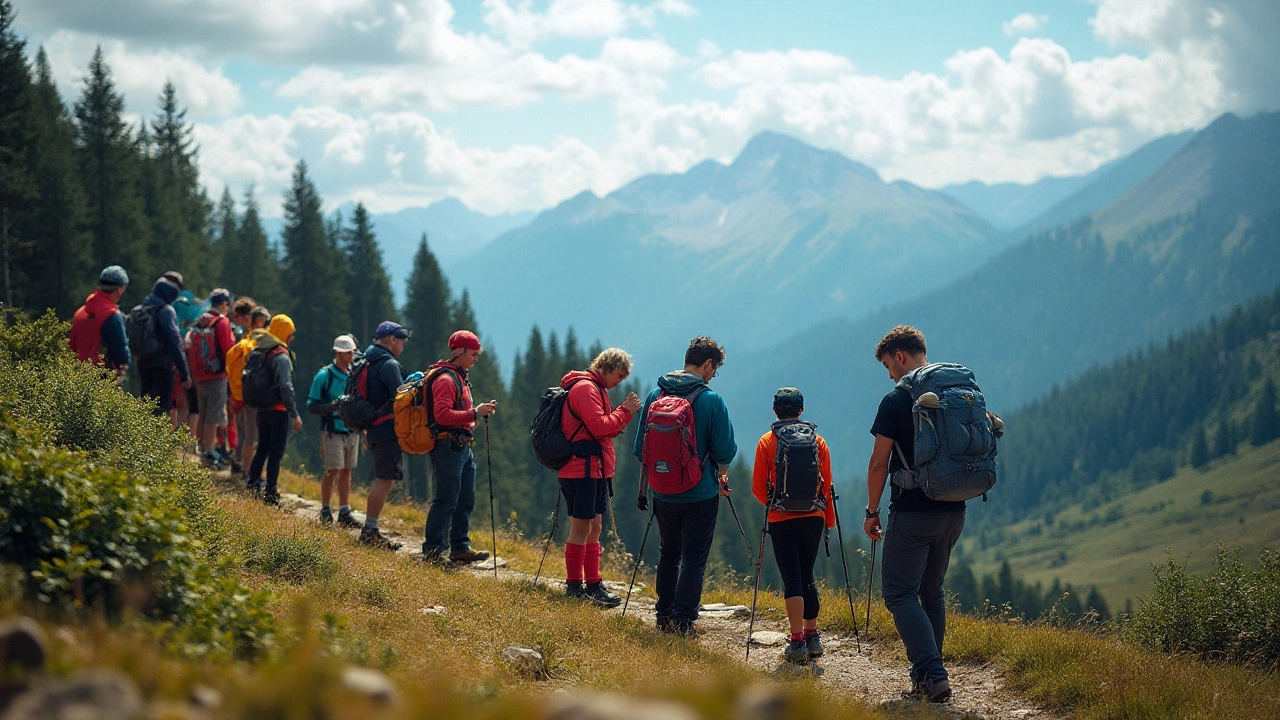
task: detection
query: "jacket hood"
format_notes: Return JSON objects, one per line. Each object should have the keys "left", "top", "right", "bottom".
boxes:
{"left": 267, "top": 314, "right": 295, "bottom": 344}
{"left": 148, "top": 278, "right": 180, "bottom": 305}
{"left": 84, "top": 289, "right": 119, "bottom": 312}
{"left": 561, "top": 370, "right": 602, "bottom": 389}
{"left": 656, "top": 370, "right": 707, "bottom": 395}
{"left": 430, "top": 360, "right": 467, "bottom": 378}
{"left": 253, "top": 328, "right": 284, "bottom": 350}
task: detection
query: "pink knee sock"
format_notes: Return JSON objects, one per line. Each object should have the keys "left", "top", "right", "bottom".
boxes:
{"left": 565, "top": 543, "right": 585, "bottom": 582}
{"left": 584, "top": 543, "right": 602, "bottom": 584}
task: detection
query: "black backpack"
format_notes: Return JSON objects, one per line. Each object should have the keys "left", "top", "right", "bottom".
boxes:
{"left": 334, "top": 355, "right": 390, "bottom": 431}
{"left": 529, "top": 377, "right": 600, "bottom": 471}
{"left": 125, "top": 304, "right": 163, "bottom": 360}
{"left": 242, "top": 346, "right": 284, "bottom": 409}
{"left": 769, "top": 420, "right": 826, "bottom": 513}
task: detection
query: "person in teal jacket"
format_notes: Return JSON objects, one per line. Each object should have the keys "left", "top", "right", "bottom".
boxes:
{"left": 633, "top": 336, "right": 737, "bottom": 636}
{"left": 308, "top": 334, "right": 361, "bottom": 528}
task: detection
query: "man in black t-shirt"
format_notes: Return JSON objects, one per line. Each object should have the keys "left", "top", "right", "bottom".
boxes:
{"left": 864, "top": 325, "right": 964, "bottom": 704}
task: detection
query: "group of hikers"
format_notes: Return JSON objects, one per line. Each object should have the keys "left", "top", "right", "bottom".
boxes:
{"left": 70, "top": 264, "right": 1004, "bottom": 704}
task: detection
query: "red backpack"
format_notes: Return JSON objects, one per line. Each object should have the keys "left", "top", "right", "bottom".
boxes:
{"left": 185, "top": 312, "right": 225, "bottom": 377}
{"left": 640, "top": 385, "right": 707, "bottom": 494}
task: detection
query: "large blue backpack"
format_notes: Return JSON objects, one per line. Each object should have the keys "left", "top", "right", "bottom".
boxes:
{"left": 892, "top": 363, "right": 998, "bottom": 502}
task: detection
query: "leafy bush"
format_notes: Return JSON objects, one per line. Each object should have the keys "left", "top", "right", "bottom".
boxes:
{"left": 245, "top": 534, "right": 336, "bottom": 585}
{"left": 1124, "top": 547, "right": 1280, "bottom": 670}
{"left": 0, "top": 312, "right": 273, "bottom": 658}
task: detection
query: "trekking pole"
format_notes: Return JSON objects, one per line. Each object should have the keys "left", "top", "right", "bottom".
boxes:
{"left": 745, "top": 515, "right": 770, "bottom": 662}
{"left": 830, "top": 492, "right": 862, "bottom": 654}
{"left": 724, "top": 494, "right": 754, "bottom": 558}
{"left": 622, "top": 503, "right": 655, "bottom": 617}
{"left": 866, "top": 538, "right": 878, "bottom": 640}
{"left": 484, "top": 417, "right": 498, "bottom": 580}
{"left": 533, "top": 495, "right": 561, "bottom": 587}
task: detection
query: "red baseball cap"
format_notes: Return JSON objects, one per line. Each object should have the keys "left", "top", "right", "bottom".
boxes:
{"left": 449, "top": 330, "right": 482, "bottom": 352}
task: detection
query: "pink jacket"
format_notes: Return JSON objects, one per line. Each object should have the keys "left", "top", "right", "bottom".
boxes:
{"left": 558, "top": 370, "right": 633, "bottom": 480}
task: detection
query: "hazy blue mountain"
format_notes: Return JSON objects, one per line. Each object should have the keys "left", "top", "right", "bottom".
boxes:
{"left": 942, "top": 132, "right": 1191, "bottom": 232}
{"left": 718, "top": 112, "right": 1280, "bottom": 479}
{"left": 450, "top": 131, "right": 1002, "bottom": 368}
{"left": 262, "top": 198, "right": 535, "bottom": 303}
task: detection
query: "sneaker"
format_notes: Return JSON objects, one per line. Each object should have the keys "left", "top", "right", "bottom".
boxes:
{"left": 360, "top": 528, "right": 403, "bottom": 551}
{"left": 783, "top": 639, "right": 810, "bottom": 664}
{"left": 262, "top": 492, "right": 281, "bottom": 507}
{"left": 918, "top": 676, "right": 951, "bottom": 703}
{"left": 336, "top": 509, "right": 362, "bottom": 528}
{"left": 200, "top": 450, "right": 221, "bottom": 469}
{"left": 581, "top": 582, "right": 622, "bottom": 608}
{"left": 449, "top": 548, "right": 490, "bottom": 565}
{"left": 566, "top": 581, "right": 586, "bottom": 598}
{"left": 805, "top": 631, "right": 824, "bottom": 658}
{"left": 420, "top": 548, "right": 452, "bottom": 566}
{"left": 319, "top": 507, "right": 333, "bottom": 524}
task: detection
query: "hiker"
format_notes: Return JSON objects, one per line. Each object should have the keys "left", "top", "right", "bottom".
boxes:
{"left": 419, "top": 330, "right": 498, "bottom": 565}
{"left": 865, "top": 325, "right": 992, "bottom": 704}
{"left": 230, "top": 297, "right": 256, "bottom": 338}
{"left": 245, "top": 314, "right": 301, "bottom": 505}
{"left": 633, "top": 336, "right": 737, "bottom": 636}
{"left": 309, "top": 334, "right": 361, "bottom": 528}
{"left": 227, "top": 306, "right": 270, "bottom": 480}
{"left": 68, "top": 265, "right": 131, "bottom": 379}
{"left": 751, "top": 387, "right": 835, "bottom": 664}
{"left": 558, "top": 348, "right": 642, "bottom": 606}
{"left": 358, "top": 321, "right": 413, "bottom": 549}
{"left": 129, "top": 276, "right": 191, "bottom": 420}
{"left": 188, "top": 289, "right": 237, "bottom": 468}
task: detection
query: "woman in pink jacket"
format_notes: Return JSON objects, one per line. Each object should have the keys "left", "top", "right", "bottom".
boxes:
{"left": 559, "top": 347, "right": 642, "bottom": 606}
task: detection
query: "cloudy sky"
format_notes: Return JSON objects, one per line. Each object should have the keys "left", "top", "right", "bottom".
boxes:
{"left": 13, "top": 0, "right": 1280, "bottom": 217}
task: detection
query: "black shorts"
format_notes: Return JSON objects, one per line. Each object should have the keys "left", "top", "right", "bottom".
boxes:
{"left": 139, "top": 366, "right": 175, "bottom": 414}
{"left": 369, "top": 439, "right": 403, "bottom": 481}
{"left": 186, "top": 383, "right": 199, "bottom": 413}
{"left": 559, "top": 477, "right": 612, "bottom": 520}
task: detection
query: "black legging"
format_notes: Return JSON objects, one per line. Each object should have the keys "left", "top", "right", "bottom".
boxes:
{"left": 250, "top": 409, "right": 289, "bottom": 494}
{"left": 769, "top": 516, "right": 824, "bottom": 619}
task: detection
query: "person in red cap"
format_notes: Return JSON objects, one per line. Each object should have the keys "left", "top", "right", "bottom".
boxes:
{"left": 420, "top": 329, "right": 498, "bottom": 565}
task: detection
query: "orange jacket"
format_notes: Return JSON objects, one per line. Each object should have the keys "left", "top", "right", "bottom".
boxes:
{"left": 751, "top": 429, "right": 836, "bottom": 528}
{"left": 557, "top": 370, "right": 633, "bottom": 480}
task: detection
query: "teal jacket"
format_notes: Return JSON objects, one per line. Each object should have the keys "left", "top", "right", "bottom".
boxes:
{"left": 308, "top": 363, "right": 349, "bottom": 433}
{"left": 633, "top": 371, "right": 738, "bottom": 503}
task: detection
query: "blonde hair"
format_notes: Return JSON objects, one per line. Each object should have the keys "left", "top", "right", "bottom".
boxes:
{"left": 589, "top": 347, "right": 633, "bottom": 375}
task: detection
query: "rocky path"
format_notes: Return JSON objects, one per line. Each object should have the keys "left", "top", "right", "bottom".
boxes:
{"left": 252, "top": 485, "right": 1058, "bottom": 720}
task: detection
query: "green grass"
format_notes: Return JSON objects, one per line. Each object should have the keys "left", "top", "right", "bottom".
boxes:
{"left": 961, "top": 437, "right": 1280, "bottom": 605}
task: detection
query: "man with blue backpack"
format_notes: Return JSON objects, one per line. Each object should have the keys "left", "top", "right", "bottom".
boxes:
{"left": 633, "top": 336, "right": 737, "bottom": 637}
{"left": 309, "top": 334, "right": 362, "bottom": 528}
{"left": 128, "top": 276, "right": 191, "bottom": 420}
{"left": 864, "top": 325, "right": 1002, "bottom": 704}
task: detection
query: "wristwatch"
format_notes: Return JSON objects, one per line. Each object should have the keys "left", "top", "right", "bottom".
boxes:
{"left": 865, "top": 508, "right": 880, "bottom": 519}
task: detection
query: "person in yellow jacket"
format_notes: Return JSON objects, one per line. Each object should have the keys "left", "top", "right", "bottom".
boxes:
{"left": 226, "top": 306, "right": 270, "bottom": 481}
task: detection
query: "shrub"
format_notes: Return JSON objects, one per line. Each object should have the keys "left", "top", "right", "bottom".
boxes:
{"left": 1124, "top": 547, "right": 1280, "bottom": 670}
{"left": 245, "top": 534, "right": 336, "bottom": 585}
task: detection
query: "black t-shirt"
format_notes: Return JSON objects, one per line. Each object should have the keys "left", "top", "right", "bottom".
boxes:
{"left": 870, "top": 387, "right": 966, "bottom": 513}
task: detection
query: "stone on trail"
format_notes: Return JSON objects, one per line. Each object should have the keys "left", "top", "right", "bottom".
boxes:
{"left": 420, "top": 605, "right": 448, "bottom": 615}
{"left": 546, "top": 690, "right": 701, "bottom": 720}
{"left": 501, "top": 646, "right": 547, "bottom": 679}
{"left": 340, "top": 667, "right": 398, "bottom": 704}
{"left": 748, "top": 630, "right": 789, "bottom": 647}
{"left": 468, "top": 556, "right": 508, "bottom": 570}
{"left": 699, "top": 603, "right": 750, "bottom": 618}
{"left": 4, "top": 670, "right": 144, "bottom": 720}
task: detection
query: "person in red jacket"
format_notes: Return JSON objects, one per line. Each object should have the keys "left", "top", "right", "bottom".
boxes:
{"left": 419, "top": 330, "right": 498, "bottom": 565}
{"left": 752, "top": 387, "right": 836, "bottom": 664}
{"left": 558, "top": 348, "right": 642, "bottom": 606}
{"left": 188, "top": 289, "right": 237, "bottom": 468}
{"left": 68, "top": 265, "right": 131, "bottom": 379}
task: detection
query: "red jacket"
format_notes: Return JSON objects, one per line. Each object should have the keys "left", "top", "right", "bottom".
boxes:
{"left": 68, "top": 290, "right": 120, "bottom": 365}
{"left": 558, "top": 370, "right": 633, "bottom": 480}
{"left": 430, "top": 362, "right": 476, "bottom": 431}
{"left": 189, "top": 311, "right": 236, "bottom": 382}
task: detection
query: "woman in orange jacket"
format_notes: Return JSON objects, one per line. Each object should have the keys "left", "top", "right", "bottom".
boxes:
{"left": 752, "top": 387, "right": 836, "bottom": 664}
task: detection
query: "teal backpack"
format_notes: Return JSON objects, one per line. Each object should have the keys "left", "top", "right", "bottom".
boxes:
{"left": 892, "top": 363, "right": 998, "bottom": 502}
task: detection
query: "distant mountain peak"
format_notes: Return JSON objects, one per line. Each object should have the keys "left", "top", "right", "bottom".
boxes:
{"left": 732, "top": 131, "right": 881, "bottom": 184}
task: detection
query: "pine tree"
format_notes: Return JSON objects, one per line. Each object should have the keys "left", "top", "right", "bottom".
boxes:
{"left": 343, "top": 203, "right": 396, "bottom": 345}
{"left": 75, "top": 47, "right": 149, "bottom": 282}
{"left": 0, "top": 0, "right": 34, "bottom": 309}
{"left": 399, "top": 233, "right": 453, "bottom": 370}
{"left": 223, "top": 186, "right": 282, "bottom": 310}
{"left": 1084, "top": 585, "right": 1111, "bottom": 622}
{"left": 14, "top": 48, "right": 90, "bottom": 316}
{"left": 212, "top": 187, "right": 236, "bottom": 280}
{"left": 1250, "top": 378, "right": 1280, "bottom": 446}
{"left": 144, "top": 82, "right": 213, "bottom": 291}
{"left": 1189, "top": 424, "right": 1210, "bottom": 468}
{"left": 1213, "top": 417, "right": 1235, "bottom": 458}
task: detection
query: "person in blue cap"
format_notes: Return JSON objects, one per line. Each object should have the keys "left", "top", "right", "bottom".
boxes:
{"left": 359, "top": 321, "right": 412, "bottom": 549}
{"left": 69, "top": 265, "right": 131, "bottom": 378}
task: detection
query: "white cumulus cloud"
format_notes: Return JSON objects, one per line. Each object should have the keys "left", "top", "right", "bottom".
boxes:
{"left": 1003, "top": 13, "right": 1048, "bottom": 36}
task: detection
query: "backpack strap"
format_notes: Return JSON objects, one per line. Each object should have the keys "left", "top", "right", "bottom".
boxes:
{"left": 423, "top": 366, "right": 466, "bottom": 432}
{"left": 320, "top": 364, "right": 340, "bottom": 432}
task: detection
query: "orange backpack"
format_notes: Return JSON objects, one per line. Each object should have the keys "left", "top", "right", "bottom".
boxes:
{"left": 395, "top": 367, "right": 464, "bottom": 454}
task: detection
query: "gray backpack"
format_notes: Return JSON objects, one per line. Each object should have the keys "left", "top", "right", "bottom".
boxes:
{"left": 892, "top": 363, "right": 998, "bottom": 502}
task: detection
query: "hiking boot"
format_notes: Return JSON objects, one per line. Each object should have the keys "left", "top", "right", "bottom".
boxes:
{"left": 656, "top": 616, "right": 676, "bottom": 633}
{"left": 244, "top": 478, "right": 261, "bottom": 495}
{"left": 783, "top": 639, "right": 810, "bottom": 664}
{"left": 917, "top": 676, "right": 951, "bottom": 703}
{"left": 805, "top": 631, "right": 824, "bottom": 658}
{"left": 566, "top": 581, "right": 586, "bottom": 598}
{"left": 449, "top": 548, "right": 490, "bottom": 565}
{"left": 360, "top": 528, "right": 403, "bottom": 551}
{"left": 319, "top": 507, "right": 333, "bottom": 524}
{"left": 582, "top": 582, "right": 622, "bottom": 608}
{"left": 262, "top": 492, "right": 281, "bottom": 507}
{"left": 200, "top": 450, "right": 221, "bottom": 469}
{"left": 420, "top": 548, "right": 452, "bottom": 566}
{"left": 671, "top": 619, "right": 697, "bottom": 638}
{"left": 228, "top": 458, "right": 243, "bottom": 475}
{"left": 336, "top": 509, "right": 362, "bottom": 528}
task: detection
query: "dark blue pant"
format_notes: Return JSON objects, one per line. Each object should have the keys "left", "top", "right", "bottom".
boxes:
{"left": 653, "top": 496, "right": 719, "bottom": 623}
{"left": 422, "top": 442, "right": 477, "bottom": 555}
{"left": 881, "top": 510, "right": 965, "bottom": 684}
{"left": 250, "top": 409, "right": 288, "bottom": 495}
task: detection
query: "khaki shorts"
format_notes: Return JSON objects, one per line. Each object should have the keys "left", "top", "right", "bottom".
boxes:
{"left": 236, "top": 402, "right": 258, "bottom": 446}
{"left": 196, "top": 379, "right": 228, "bottom": 425}
{"left": 321, "top": 431, "right": 359, "bottom": 471}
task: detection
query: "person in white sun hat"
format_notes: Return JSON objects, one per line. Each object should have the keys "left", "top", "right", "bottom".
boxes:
{"left": 308, "top": 333, "right": 362, "bottom": 527}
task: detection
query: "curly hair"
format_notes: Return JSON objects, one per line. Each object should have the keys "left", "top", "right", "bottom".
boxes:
{"left": 874, "top": 325, "right": 927, "bottom": 360}
{"left": 231, "top": 297, "right": 257, "bottom": 319}
{"left": 589, "top": 347, "right": 633, "bottom": 376}
{"left": 684, "top": 336, "right": 726, "bottom": 369}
